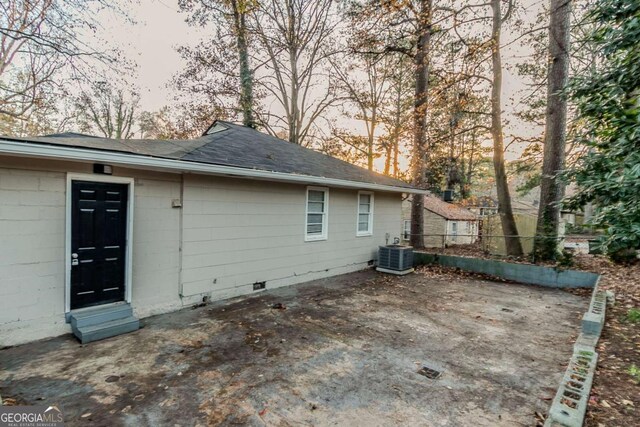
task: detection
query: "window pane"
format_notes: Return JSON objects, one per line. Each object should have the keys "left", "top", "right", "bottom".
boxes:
{"left": 307, "top": 223, "right": 323, "bottom": 234}
{"left": 308, "top": 190, "right": 325, "bottom": 202}
{"left": 307, "top": 213, "right": 323, "bottom": 224}
{"left": 359, "top": 213, "right": 370, "bottom": 223}
{"left": 358, "top": 222, "right": 369, "bottom": 232}
{"left": 359, "top": 194, "right": 370, "bottom": 204}
{"left": 308, "top": 201, "right": 324, "bottom": 213}
{"left": 359, "top": 203, "right": 370, "bottom": 213}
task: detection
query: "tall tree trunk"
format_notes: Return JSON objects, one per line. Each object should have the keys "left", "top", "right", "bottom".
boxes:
{"left": 534, "top": 0, "right": 571, "bottom": 260}
{"left": 368, "top": 112, "right": 376, "bottom": 171}
{"left": 232, "top": 0, "right": 255, "bottom": 128}
{"left": 410, "top": 0, "right": 433, "bottom": 250}
{"left": 393, "top": 135, "right": 399, "bottom": 178}
{"left": 462, "top": 134, "right": 476, "bottom": 199}
{"left": 392, "top": 84, "right": 402, "bottom": 178}
{"left": 490, "top": 0, "right": 523, "bottom": 256}
{"left": 383, "top": 142, "right": 392, "bottom": 175}
{"left": 287, "top": 0, "right": 300, "bottom": 144}
{"left": 446, "top": 118, "right": 457, "bottom": 191}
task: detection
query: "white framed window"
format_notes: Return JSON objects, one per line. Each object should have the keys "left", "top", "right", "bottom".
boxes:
{"left": 305, "top": 187, "right": 329, "bottom": 241}
{"left": 403, "top": 220, "right": 411, "bottom": 240}
{"left": 451, "top": 221, "right": 458, "bottom": 242}
{"left": 356, "top": 191, "right": 374, "bottom": 236}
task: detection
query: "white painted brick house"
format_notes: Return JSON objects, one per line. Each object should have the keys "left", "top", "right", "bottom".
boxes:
{"left": 0, "top": 121, "right": 422, "bottom": 345}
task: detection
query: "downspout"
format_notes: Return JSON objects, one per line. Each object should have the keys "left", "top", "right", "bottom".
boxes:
{"left": 178, "top": 173, "right": 185, "bottom": 300}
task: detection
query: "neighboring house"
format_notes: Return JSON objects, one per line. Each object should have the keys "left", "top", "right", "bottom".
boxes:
{"left": 460, "top": 196, "right": 498, "bottom": 218}
{"left": 561, "top": 209, "right": 585, "bottom": 227}
{"left": 0, "top": 120, "right": 422, "bottom": 346}
{"left": 402, "top": 196, "right": 478, "bottom": 248}
{"left": 511, "top": 199, "right": 539, "bottom": 216}
{"left": 464, "top": 196, "right": 540, "bottom": 217}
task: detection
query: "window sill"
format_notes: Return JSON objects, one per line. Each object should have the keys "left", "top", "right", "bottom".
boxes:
{"left": 356, "top": 232, "right": 373, "bottom": 237}
{"left": 305, "top": 235, "right": 327, "bottom": 242}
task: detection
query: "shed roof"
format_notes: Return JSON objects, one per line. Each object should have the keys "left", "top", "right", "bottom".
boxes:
{"left": 423, "top": 196, "right": 477, "bottom": 221}
{"left": 0, "top": 120, "right": 419, "bottom": 193}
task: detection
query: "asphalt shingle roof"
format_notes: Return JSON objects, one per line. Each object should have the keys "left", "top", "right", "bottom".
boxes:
{"left": 3, "top": 120, "right": 413, "bottom": 189}
{"left": 423, "top": 196, "right": 477, "bottom": 221}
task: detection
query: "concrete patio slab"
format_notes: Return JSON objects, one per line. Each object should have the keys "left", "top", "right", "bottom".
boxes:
{"left": 0, "top": 269, "right": 588, "bottom": 426}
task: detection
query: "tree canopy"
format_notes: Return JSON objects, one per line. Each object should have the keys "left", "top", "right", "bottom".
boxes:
{"left": 565, "top": 0, "right": 640, "bottom": 257}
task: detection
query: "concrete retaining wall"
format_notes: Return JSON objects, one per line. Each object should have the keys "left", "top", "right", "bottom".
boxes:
{"left": 414, "top": 252, "right": 599, "bottom": 288}
{"left": 545, "top": 348, "right": 598, "bottom": 427}
{"left": 544, "top": 283, "right": 607, "bottom": 427}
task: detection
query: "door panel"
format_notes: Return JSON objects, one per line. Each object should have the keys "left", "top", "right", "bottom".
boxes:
{"left": 71, "top": 181, "right": 128, "bottom": 310}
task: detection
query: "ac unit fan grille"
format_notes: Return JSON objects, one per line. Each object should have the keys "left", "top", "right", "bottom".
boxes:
{"left": 378, "top": 245, "right": 413, "bottom": 271}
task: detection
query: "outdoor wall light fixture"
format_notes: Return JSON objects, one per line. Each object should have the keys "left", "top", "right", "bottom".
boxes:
{"left": 93, "top": 163, "right": 113, "bottom": 175}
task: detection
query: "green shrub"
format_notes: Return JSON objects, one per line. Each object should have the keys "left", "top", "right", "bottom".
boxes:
{"left": 626, "top": 308, "right": 640, "bottom": 323}
{"left": 607, "top": 246, "right": 639, "bottom": 265}
{"left": 628, "top": 364, "right": 640, "bottom": 384}
{"left": 557, "top": 250, "right": 575, "bottom": 268}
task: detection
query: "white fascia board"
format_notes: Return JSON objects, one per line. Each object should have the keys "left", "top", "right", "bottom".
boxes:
{"left": 0, "top": 139, "right": 428, "bottom": 194}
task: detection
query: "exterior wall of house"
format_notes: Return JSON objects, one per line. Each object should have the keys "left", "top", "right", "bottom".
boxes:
{"left": 561, "top": 212, "right": 576, "bottom": 226}
{"left": 401, "top": 200, "right": 446, "bottom": 247}
{"left": 0, "top": 156, "right": 402, "bottom": 346}
{"left": 423, "top": 212, "right": 448, "bottom": 248}
{"left": 180, "top": 175, "right": 401, "bottom": 301}
{"left": 0, "top": 163, "right": 68, "bottom": 344}
{"left": 445, "top": 220, "right": 478, "bottom": 245}
{"left": 0, "top": 157, "right": 184, "bottom": 345}
{"left": 400, "top": 200, "right": 478, "bottom": 247}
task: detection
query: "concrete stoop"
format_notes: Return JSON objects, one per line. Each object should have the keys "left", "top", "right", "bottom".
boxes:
{"left": 545, "top": 283, "right": 607, "bottom": 427}
{"left": 69, "top": 303, "right": 139, "bottom": 344}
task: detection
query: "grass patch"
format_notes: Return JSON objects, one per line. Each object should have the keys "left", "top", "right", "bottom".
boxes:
{"left": 626, "top": 308, "right": 640, "bottom": 323}
{"left": 628, "top": 364, "right": 640, "bottom": 384}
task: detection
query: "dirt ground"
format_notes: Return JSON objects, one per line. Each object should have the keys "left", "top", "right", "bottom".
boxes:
{"left": 572, "top": 256, "right": 640, "bottom": 427}
{"left": 415, "top": 244, "right": 640, "bottom": 426}
{"left": 0, "top": 269, "right": 588, "bottom": 426}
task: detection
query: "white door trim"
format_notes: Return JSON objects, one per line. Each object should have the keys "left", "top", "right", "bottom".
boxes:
{"left": 65, "top": 173, "right": 135, "bottom": 314}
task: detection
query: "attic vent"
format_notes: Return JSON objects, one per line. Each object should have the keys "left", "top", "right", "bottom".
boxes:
{"left": 205, "top": 123, "right": 229, "bottom": 135}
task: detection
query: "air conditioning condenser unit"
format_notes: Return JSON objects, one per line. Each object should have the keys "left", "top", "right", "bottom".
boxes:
{"left": 376, "top": 245, "right": 414, "bottom": 275}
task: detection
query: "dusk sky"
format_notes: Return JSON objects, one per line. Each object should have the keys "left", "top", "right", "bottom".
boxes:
{"left": 93, "top": 0, "right": 545, "bottom": 162}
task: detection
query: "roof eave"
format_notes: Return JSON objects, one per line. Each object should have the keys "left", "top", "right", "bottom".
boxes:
{"left": 0, "top": 139, "right": 426, "bottom": 194}
{"left": 424, "top": 208, "right": 478, "bottom": 221}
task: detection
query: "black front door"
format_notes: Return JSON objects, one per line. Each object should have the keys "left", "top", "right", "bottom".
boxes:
{"left": 71, "top": 181, "right": 128, "bottom": 310}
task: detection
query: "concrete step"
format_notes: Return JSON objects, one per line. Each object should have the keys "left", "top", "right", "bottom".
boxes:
{"left": 70, "top": 303, "right": 133, "bottom": 329}
{"left": 73, "top": 316, "right": 139, "bottom": 344}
